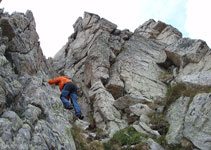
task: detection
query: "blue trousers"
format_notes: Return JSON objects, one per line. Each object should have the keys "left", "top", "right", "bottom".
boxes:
{"left": 60, "top": 82, "right": 81, "bottom": 116}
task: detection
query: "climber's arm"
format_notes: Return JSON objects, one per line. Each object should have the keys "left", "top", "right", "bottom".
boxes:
{"left": 48, "top": 76, "right": 61, "bottom": 85}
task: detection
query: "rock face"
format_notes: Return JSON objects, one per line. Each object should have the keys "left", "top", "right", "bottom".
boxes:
{"left": 0, "top": 10, "right": 76, "bottom": 150}
{"left": 1, "top": 9, "right": 211, "bottom": 150}
{"left": 167, "top": 94, "right": 211, "bottom": 150}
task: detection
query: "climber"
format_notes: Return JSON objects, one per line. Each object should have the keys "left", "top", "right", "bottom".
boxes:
{"left": 48, "top": 76, "right": 84, "bottom": 120}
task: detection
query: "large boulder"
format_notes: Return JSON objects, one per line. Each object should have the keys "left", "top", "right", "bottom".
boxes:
{"left": 165, "top": 38, "right": 209, "bottom": 67}
{"left": 115, "top": 36, "right": 167, "bottom": 100}
{"left": 167, "top": 93, "right": 211, "bottom": 150}
{"left": 184, "top": 93, "right": 211, "bottom": 150}
{"left": 134, "top": 19, "right": 182, "bottom": 45}
{"left": 166, "top": 96, "right": 191, "bottom": 144}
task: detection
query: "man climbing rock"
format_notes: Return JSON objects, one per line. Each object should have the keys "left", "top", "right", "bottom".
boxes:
{"left": 48, "top": 76, "right": 84, "bottom": 120}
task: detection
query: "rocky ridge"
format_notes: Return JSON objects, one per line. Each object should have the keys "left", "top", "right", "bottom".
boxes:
{"left": 0, "top": 9, "right": 211, "bottom": 150}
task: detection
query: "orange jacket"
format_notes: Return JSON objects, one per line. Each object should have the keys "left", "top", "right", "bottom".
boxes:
{"left": 48, "top": 76, "right": 72, "bottom": 91}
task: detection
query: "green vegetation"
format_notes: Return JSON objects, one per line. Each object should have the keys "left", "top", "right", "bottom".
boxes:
{"left": 70, "top": 124, "right": 104, "bottom": 150}
{"left": 88, "top": 113, "right": 95, "bottom": 129}
{"left": 120, "top": 46, "right": 126, "bottom": 52}
{"left": 155, "top": 136, "right": 194, "bottom": 150}
{"left": 148, "top": 82, "right": 211, "bottom": 149}
{"left": 92, "top": 128, "right": 109, "bottom": 140}
{"left": 149, "top": 112, "right": 169, "bottom": 136}
{"left": 163, "top": 83, "right": 211, "bottom": 111}
{"left": 158, "top": 72, "right": 173, "bottom": 80}
{"left": 103, "top": 126, "right": 149, "bottom": 150}
{"left": 70, "top": 82, "right": 211, "bottom": 150}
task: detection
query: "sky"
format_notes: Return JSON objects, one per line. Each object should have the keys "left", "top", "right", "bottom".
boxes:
{"left": 1, "top": 0, "right": 211, "bottom": 58}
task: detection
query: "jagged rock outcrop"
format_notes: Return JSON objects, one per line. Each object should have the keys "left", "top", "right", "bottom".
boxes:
{"left": 1, "top": 9, "right": 211, "bottom": 150}
{"left": 0, "top": 9, "right": 76, "bottom": 150}
{"left": 134, "top": 19, "right": 182, "bottom": 45}
{"left": 167, "top": 93, "right": 211, "bottom": 150}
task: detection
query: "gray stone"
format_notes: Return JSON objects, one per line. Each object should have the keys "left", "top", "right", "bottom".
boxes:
{"left": 134, "top": 19, "right": 156, "bottom": 39}
{"left": 183, "top": 93, "right": 211, "bottom": 150}
{"left": 134, "top": 19, "right": 182, "bottom": 45}
{"left": 105, "top": 63, "right": 124, "bottom": 99}
{"left": 139, "top": 122, "right": 161, "bottom": 138}
{"left": 22, "top": 104, "right": 42, "bottom": 124}
{"left": 165, "top": 38, "right": 209, "bottom": 67}
{"left": 178, "top": 51, "right": 211, "bottom": 77}
{"left": 139, "top": 114, "right": 150, "bottom": 123}
{"left": 179, "top": 70, "right": 211, "bottom": 88}
{"left": 156, "top": 25, "right": 182, "bottom": 45}
{"left": 82, "top": 12, "right": 100, "bottom": 30}
{"left": 0, "top": 55, "right": 8, "bottom": 66}
{"left": 15, "top": 124, "right": 31, "bottom": 150}
{"left": 132, "top": 124, "right": 148, "bottom": 135}
{"left": 107, "top": 121, "right": 120, "bottom": 137}
{"left": 166, "top": 96, "right": 190, "bottom": 144}
{"left": 73, "top": 16, "right": 83, "bottom": 33}
{"left": 116, "top": 36, "right": 167, "bottom": 100}
{"left": 129, "top": 103, "right": 153, "bottom": 116}
{"left": 75, "top": 119, "right": 90, "bottom": 130}
{"left": 1, "top": 9, "right": 211, "bottom": 150}
{"left": 147, "top": 138, "right": 164, "bottom": 150}
{"left": 114, "top": 94, "right": 153, "bottom": 110}
{"left": 0, "top": 85, "right": 6, "bottom": 114}
{"left": 99, "top": 18, "right": 117, "bottom": 33}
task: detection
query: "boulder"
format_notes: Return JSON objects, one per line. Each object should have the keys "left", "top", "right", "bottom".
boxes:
{"left": 134, "top": 19, "right": 182, "bottom": 45}
{"left": 165, "top": 38, "right": 209, "bottom": 67}
{"left": 129, "top": 103, "right": 153, "bottom": 116}
{"left": 114, "top": 94, "right": 152, "bottom": 110}
{"left": 116, "top": 36, "right": 167, "bottom": 100}
{"left": 166, "top": 96, "right": 191, "bottom": 144}
{"left": 184, "top": 93, "right": 211, "bottom": 150}
{"left": 147, "top": 138, "right": 165, "bottom": 150}
{"left": 179, "top": 70, "right": 211, "bottom": 88}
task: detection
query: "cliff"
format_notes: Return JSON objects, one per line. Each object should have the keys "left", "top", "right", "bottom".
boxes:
{"left": 0, "top": 10, "right": 211, "bottom": 150}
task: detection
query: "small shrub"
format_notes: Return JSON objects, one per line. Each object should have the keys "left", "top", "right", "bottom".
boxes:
{"left": 89, "top": 141, "right": 104, "bottom": 150}
{"left": 70, "top": 125, "right": 104, "bottom": 150}
{"left": 150, "top": 113, "right": 169, "bottom": 135}
{"left": 103, "top": 126, "right": 149, "bottom": 150}
{"left": 93, "top": 128, "right": 109, "bottom": 140}
{"left": 71, "top": 125, "right": 88, "bottom": 150}
{"left": 158, "top": 72, "right": 173, "bottom": 80}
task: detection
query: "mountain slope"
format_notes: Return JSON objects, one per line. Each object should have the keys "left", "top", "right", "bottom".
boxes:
{"left": 0, "top": 10, "right": 211, "bottom": 150}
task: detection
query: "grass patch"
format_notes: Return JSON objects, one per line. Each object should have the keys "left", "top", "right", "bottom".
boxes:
{"left": 89, "top": 141, "right": 104, "bottom": 150}
{"left": 92, "top": 128, "right": 109, "bottom": 140}
{"left": 149, "top": 112, "right": 169, "bottom": 136}
{"left": 149, "top": 83, "right": 211, "bottom": 138}
{"left": 149, "top": 82, "right": 211, "bottom": 149}
{"left": 162, "top": 83, "right": 211, "bottom": 111}
{"left": 70, "top": 124, "right": 104, "bottom": 150}
{"left": 71, "top": 125, "right": 88, "bottom": 150}
{"left": 88, "top": 113, "right": 95, "bottom": 129}
{"left": 158, "top": 72, "right": 173, "bottom": 80}
{"left": 155, "top": 136, "right": 184, "bottom": 150}
{"left": 103, "top": 126, "right": 149, "bottom": 150}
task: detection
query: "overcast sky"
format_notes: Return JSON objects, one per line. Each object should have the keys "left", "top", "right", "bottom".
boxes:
{"left": 1, "top": 0, "right": 211, "bottom": 58}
